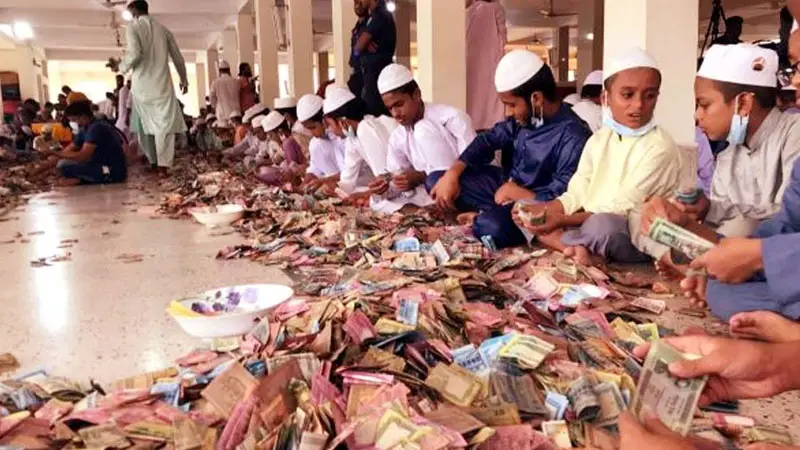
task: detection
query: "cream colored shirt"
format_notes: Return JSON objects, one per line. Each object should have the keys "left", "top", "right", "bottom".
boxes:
{"left": 706, "top": 108, "right": 800, "bottom": 226}
{"left": 570, "top": 100, "right": 602, "bottom": 133}
{"left": 558, "top": 126, "right": 681, "bottom": 215}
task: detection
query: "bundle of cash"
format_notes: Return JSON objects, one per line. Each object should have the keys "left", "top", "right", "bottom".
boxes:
{"left": 632, "top": 297, "right": 667, "bottom": 315}
{"left": 648, "top": 217, "right": 714, "bottom": 260}
{"left": 632, "top": 340, "right": 708, "bottom": 436}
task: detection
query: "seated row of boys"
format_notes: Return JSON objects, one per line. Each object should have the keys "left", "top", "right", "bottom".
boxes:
{"left": 221, "top": 41, "right": 800, "bottom": 326}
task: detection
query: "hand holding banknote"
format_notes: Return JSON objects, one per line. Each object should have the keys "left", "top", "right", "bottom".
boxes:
{"left": 690, "top": 237, "right": 763, "bottom": 283}
{"left": 641, "top": 196, "right": 691, "bottom": 235}
{"left": 634, "top": 336, "right": 797, "bottom": 407}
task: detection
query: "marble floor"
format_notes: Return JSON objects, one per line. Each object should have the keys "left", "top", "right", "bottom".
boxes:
{"left": 1, "top": 184, "right": 798, "bottom": 441}
{"left": 0, "top": 185, "right": 290, "bottom": 384}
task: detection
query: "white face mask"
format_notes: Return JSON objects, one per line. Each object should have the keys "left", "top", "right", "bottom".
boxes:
{"left": 69, "top": 121, "right": 80, "bottom": 134}
{"left": 601, "top": 94, "right": 657, "bottom": 138}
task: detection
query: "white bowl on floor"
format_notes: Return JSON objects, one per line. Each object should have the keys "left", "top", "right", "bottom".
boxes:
{"left": 189, "top": 204, "right": 244, "bottom": 227}
{"left": 169, "top": 284, "right": 294, "bottom": 338}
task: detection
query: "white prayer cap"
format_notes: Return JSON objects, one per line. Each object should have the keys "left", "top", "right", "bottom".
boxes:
{"left": 378, "top": 63, "right": 415, "bottom": 95}
{"left": 242, "top": 104, "right": 268, "bottom": 124}
{"left": 698, "top": 44, "right": 778, "bottom": 88}
{"left": 494, "top": 49, "right": 545, "bottom": 93}
{"left": 205, "top": 113, "right": 216, "bottom": 121}
{"left": 219, "top": 60, "right": 230, "bottom": 70}
{"left": 323, "top": 86, "right": 356, "bottom": 114}
{"left": 563, "top": 93, "right": 581, "bottom": 105}
{"left": 297, "top": 94, "right": 324, "bottom": 122}
{"left": 260, "top": 110, "right": 286, "bottom": 132}
{"left": 229, "top": 111, "right": 242, "bottom": 120}
{"left": 584, "top": 70, "right": 603, "bottom": 86}
{"left": 604, "top": 47, "right": 659, "bottom": 82}
{"left": 274, "top": 96, "right": 297, "bottom": 110}
{"left": 252, "top": 115, "right": 266, "bottom": 129}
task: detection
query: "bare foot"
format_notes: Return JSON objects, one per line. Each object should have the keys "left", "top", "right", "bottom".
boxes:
{"left": 729, "top": 311, "right": 800, "bottom": 343}
{"left": 564, "top": 245, "right": 592, "bottom": 266}
{"left": 457, "top": 212, "right": 478, "bottom": 227}
{"left": 654, "top": 253, "right": 687, "bottom": 280}
{"left": 679, "top": 275, "right": 708, "bottom": 309}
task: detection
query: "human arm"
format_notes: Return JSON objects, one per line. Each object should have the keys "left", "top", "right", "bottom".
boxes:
{"left": 530, "top": 125, "right": 589, "bottom": 202}
{"left": 640, "top": 196, "right": 722, "bottom": 244}
{"left": 165, "top": 30, "right": 189, "bottom": 94}
{"left": 338, "top": 141, "right": 367, "bottom": 194}
{"left": 118, "top": 23, "right": 142, "bottom": 74}
{"left": 58, "top": 141, "right": 96, "bottom": 163}
{"left": 753, "top": 157, "right": 800, "bottom": 238}
{"left": 443, "top": 110, "right": 477, "bottom": 155}
{"left": 458, "top": 120, "right": 515, "bottom": 167}
{"left": 619, "top": 412, "right": 702, "bottom": 450}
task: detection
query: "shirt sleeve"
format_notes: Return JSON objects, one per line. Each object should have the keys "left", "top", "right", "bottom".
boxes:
{"left": 557, "top": 135, "right": 597, "bottom": 215}
{"left": 753, "top": 157, "right": 800, "bottom": 239}
{"left": 444, "top": 110, "right": 477, "bottom": 155}
{"left": 458, "top": 120, "right": 514, "bottom": 167}
{"left": 306, "top": 139, "right": 325, "bottom": 177}
{"left": 761, "top": 232, "right": 800, "bottom": 307}
{"left": 339, "top": 140, "right": 366, "bottom": 194}
{"left": 119, "top": 24, "right": 142, "bottom": 74}
{"left": 695, "top": 129, "right": 715, "bottom": 196}
{"left": 531, "top": 124, "right": 590, "bottom": 202}
{"left": 598, "top": 140, "right": 680, "bottom": 214}
{"left": 165, "top": 29, "right": 188, "bottom": 85}
{"left": 385, "top": 130, "right": 412, "bottom": 173}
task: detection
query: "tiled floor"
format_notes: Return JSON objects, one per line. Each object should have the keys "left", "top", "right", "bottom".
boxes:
{"left": 0, "top": 185, "right": 798, "bottom": 441}
{"left": 0, "top": 185, "right": 290, "bottom": 384}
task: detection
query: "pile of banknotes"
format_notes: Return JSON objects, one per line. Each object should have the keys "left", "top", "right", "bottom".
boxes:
{"left": 0, "top": 154, "right": 792, "bottom": 450}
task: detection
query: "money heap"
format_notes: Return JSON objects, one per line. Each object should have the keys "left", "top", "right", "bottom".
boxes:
{"left": 0, "top": 154, "right": 794, "bottom": 449}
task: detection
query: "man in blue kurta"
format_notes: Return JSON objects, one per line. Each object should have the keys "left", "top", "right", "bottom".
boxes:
{"left": 428, "top": 49, "right": 591, "bottom": 249}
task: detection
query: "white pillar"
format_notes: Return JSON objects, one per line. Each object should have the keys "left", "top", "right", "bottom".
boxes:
{"left": 237, "top": 13, "right": 255, "bottom": 68}
{"left": 416, "top": 0, "right": 466, "bottom": 110}
{"left": 206, "top": 48, "right": 219, "bottom": 86}
{"left": 255, "top": 0, "right": 280, "bottom": 106}
{"left": 222, "top": 28, "right": 238, "bottom": 67}
{"left": 604, "top": 0, "right": 697, "bottom": 146}
{"left": 196, "top": 62, "right": 207, "bottom": 113}
{"left": 395, "top": 0, "right": 412, "bottom": 67}
{"left": 577, "top": 0, "right": 604, "bottom": 89}
{"left": 332, "top": 0, "right": 357, "bottom": 87}
{"left": 288, "top": 0, "right": 314, "bottom": 96}
{"left": 553, "top": 26, "right": 570, "bottom": 82}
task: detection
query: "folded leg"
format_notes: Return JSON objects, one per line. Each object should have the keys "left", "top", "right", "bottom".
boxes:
{"left": 561, "top": 213, "right": 650, "bottom": 263}
{"left": 425, "top": 166, "right": 504, "bottom": 213}
{"left": 472, "top": 204, "right": 527, "bottom": 249}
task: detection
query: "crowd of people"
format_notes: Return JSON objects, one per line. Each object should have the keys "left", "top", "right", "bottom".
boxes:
{"left": 5, "top": 0, "right": 800, "bottom": 446}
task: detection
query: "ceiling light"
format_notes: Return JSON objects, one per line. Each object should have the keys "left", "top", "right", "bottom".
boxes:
{"left": 586, "top": 32, "right": 594, "bottom": 41}
{"left": 386, "top": 1, "right": 396, "bottom": 13}
{"left": 12, "top": 21, "right": 33, "bottom": 40}
{"left": 122, "top": 9, "right": 133, "bottom": 21}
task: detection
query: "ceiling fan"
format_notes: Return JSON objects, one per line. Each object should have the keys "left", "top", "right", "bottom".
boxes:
{"left": 539, "top": 0, "right": 577, "bottom": 18}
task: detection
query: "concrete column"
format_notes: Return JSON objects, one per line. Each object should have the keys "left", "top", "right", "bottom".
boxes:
{"left": 237, "top": 13, "right": 255, "bottom": 68}
{"left": 255, "top": 0, "right": 280, "bottom": 105}
{"left": 317, "top": 51, "right": 330, "bottom": 88}
{"left": 332, "top": 0, "right": 357, "bottom": 86}
{"left": 604, "top": 0, "right": 697, "bottom": 146}
{"left": 288, "top": 0, "right": 314, "bottom": 96}
{"left": 577, "top": 0, "right": 604, "bottom": 89}
{"left": 416, "top": 0, "right": 466, "bottom": 110}
{"left": 552, "top": 26, "right": 570, "bottom": 82}
{"left": 222, "top": 28, "right": 238, "bottom": 67}
{"left": 395, "top": 0, "right": 412, "bottom": 67}
{"left": 206, "top": 49, "right": 219, "bottom": 85}
{"left": 196, "top": 62, "right": 207, "bottom": 112}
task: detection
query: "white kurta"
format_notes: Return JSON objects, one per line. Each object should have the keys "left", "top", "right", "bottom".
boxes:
{"left": 210, "top": 74, "right": 241, "bottom": 127}
{"left": 339, "top": 115, "right": 398, "bottom": 194}
{"left": 97, "top": 99, "right": 115, "bottom": 119}
{"left": 571, "top": 100, "right": 602, "bottom": 133}
{"left": 119, "top": 15, "right": 187, "bottom": 136}
{"left": 307, "top": 134, "right": 346, "bottom": 178}
{"left": 386, "top": 103, "right": 476, "bottom": 175}
{"left": 115, "top": 85, "right": 132, "bottom": 132}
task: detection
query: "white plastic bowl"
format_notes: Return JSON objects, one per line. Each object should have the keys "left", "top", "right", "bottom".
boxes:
{"left": 190, "top": 204, "right": 245, "bottom": 227}
{"left": 170, "top": 284, "right": 294, "bottom": 338}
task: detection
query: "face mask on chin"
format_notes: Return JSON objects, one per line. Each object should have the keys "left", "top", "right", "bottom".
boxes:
{"left": 69, "top": 121, "right": 80, "bottom": 134}
{"left": 726, "top": 93, "right": 749, "bottom": 146}
{"left": 601, "top": 97, "right": 656, "bottom": 138}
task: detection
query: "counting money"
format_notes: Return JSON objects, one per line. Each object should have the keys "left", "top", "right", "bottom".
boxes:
{"left": 648, "top": 217, "right": 714, "bottom": 260}
{"left": 632, "top": 340, "right": 708, "bottom": 436}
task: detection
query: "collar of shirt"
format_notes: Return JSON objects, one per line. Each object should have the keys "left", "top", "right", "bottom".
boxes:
{"left": 748, "top": 108, "right": 782, "bottom": 154}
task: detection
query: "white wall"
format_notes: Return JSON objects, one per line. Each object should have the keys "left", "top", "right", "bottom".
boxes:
{"left": 0, "top": 36, "right": 47, "bottom": 102}
{"left": 47, "top": 60, "right": 201, "bottom": 117}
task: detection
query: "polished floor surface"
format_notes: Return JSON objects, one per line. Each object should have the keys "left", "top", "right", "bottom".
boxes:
{"left": 0, "top": 185, "right": 289, "bottom": 384}
{"left": 0, "top": 185, "right": 798, "bottom": 440}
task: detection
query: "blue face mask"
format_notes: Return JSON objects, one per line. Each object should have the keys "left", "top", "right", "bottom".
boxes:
{"left": 601, "top": 104, "right": 656, "bottom": 137}
{"left": 726, "top": 94, "right": 749, "bottom": 146}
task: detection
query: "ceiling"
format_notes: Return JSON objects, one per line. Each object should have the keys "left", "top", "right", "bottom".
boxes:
{"left": 0, "top": 0, "right": 789, "bottom": 60}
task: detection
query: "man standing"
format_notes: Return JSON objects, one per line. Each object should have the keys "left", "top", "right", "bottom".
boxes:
{"left": 210, "top": 61, "right": 241, "bottom": 128}
{"left": 116, "top": 78, "right": 132, "bottom": 133}
{"left": 118, "top": 0, "right": 188, "bottom": 172}
{"left": 466, "top": 0, "right": 507, "bottom": 131}
{"left": 348, "top": 0, "right": 368, "bottom": 97}
{"left": 354, "top": 0, "right": 396, "bottom": 116}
